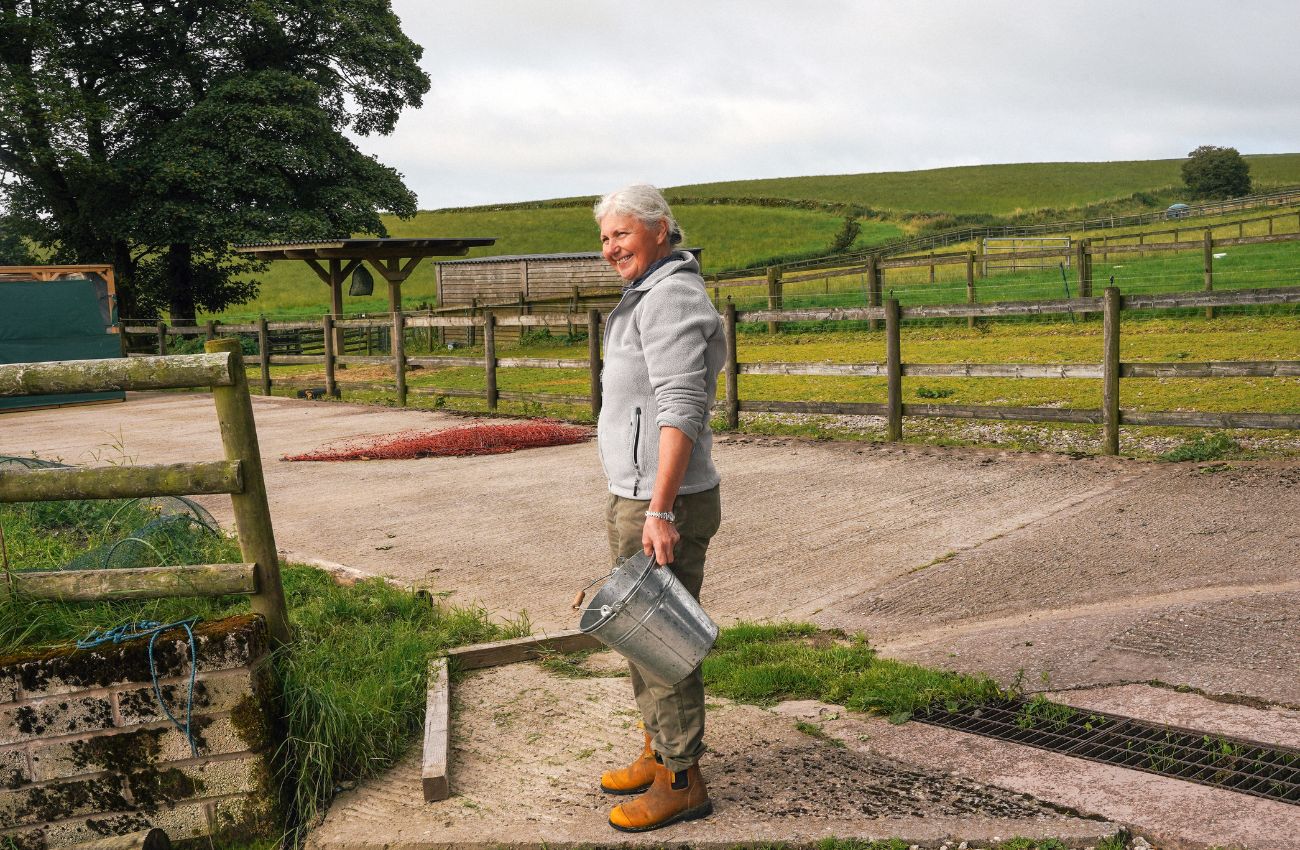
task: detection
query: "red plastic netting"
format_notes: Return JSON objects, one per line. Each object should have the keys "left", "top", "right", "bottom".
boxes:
{"left": 282, "top": 420, "right": 592, "bottom": 462}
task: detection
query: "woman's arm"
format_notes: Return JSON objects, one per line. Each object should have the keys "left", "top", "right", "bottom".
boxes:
{"left": 642, "top": 425, "right": 693, "bottom": 564}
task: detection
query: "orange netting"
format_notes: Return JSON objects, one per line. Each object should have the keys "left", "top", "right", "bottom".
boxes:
{"left": 282, "top": 420, "right": 592, "bottom": 462}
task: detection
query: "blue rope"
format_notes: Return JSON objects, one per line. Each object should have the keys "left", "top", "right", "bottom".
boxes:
{"left": 78, "top": 618, "right": 201, "bottom": 757}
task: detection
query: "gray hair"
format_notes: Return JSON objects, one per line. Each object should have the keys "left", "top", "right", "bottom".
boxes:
{"left": 593, "top": 183, "right": 684, "bottom": 246}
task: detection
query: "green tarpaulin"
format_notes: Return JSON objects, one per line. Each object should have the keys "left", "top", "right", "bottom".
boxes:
{"left": 1, "top": 277, "right": 124, "bottom": 411}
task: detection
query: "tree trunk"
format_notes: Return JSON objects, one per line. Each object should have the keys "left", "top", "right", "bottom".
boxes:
{"left": 165, "top": 242, "right": 197, "bottom": 326}
{"left": 112, "top": 240, "right": 148, "bottom": 322}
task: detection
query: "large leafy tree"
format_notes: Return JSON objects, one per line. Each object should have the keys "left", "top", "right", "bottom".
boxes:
{"left": 0, "top": 0, "right": 428, "bottom": 323}
{"left": 1181, "top": 145, "right": 1252, "bottom": 201}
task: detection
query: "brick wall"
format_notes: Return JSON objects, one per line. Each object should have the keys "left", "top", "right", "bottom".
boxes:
{"left": 0, "top": 615, "right": 280, "bottom": 849}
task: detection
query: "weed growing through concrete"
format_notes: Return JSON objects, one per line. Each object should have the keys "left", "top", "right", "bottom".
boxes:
{"left": 1159, "top": 432, "right": 1241, "bottom": 462}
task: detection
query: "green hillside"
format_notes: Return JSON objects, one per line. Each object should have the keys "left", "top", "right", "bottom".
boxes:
{"left": 670, "top": 154, "right": 1300, "bottom": 216}
{"left": 214, "top": 153, "right": 1300, "bottom": 321}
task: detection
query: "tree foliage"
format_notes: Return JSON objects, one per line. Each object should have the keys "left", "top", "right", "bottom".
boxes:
{"left": 0, "top": 0, "right": 429, "bottom": 322}
{"left": 1181, "top": 145, "right": 1252, "bottom": 201}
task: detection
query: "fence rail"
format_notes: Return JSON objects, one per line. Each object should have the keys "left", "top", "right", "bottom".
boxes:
{"left": 112, "top": 280, "right": 1300, "bottom": 456}
{"left": 0, "top": 345, "right": 289, "bottom": 643}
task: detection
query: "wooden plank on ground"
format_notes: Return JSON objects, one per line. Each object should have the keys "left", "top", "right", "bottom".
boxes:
{"left": 422, "top": 656, "right": 450, "bottom": 802}
{"left": 447, "top": 629, "right": 602, "bottom": 671}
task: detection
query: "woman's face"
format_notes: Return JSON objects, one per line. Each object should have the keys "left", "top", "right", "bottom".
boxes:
{"left": 599, "top": 213, "right": 670, "bottom": 282}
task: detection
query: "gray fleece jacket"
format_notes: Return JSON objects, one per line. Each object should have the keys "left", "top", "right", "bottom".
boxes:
{"left": 598, "top": 251, "right": 725, "bottom": 500}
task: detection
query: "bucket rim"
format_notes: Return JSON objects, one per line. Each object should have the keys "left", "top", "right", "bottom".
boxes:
{"left": 578, "top": 554, "right": 661, "bottom": 634}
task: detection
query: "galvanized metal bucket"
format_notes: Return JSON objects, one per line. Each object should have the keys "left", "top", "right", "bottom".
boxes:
{"left": 577, "top": 551, "right": 719, "bottom": 685}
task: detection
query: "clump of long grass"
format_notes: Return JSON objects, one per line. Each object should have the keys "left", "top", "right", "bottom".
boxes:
{"left": 703, "top": 621, "right": 1003, "bottom": 722}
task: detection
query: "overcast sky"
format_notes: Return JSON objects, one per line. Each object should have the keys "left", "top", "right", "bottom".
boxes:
{"left": 355, "top": 1, "right": 1300, "bottom": 210}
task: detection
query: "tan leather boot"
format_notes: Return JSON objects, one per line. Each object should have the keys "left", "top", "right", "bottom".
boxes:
{"left": 608, "top": 761, "right": 712, "bottom": 832}
{"left": 599, "top": 732, "right": 657, "bottom": 795}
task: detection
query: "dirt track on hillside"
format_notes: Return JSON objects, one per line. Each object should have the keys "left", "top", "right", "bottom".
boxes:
{"left": 4, "top": 392, "right": 1297, "bottom": 705}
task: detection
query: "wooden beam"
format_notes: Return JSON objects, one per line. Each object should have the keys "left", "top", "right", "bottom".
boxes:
{"left": 447, "top": 629, "right": 603, "bottom": 671}
{"left": 1120, "top": 410, "right": 1300, "bottom": 429}
{"left": 0, "top": 353, "right": 234, "bottom": 397}
{"left": 304, "top": 258, "right": 333, "bottom": 286}
{"left": 0, "top": 461, "right": 243, "bottom": 502}
{"left": 422, "top": 657, "right": 450, "bottom": 802}
{"left": 6, "top": 564, "right": 257, "bottom": 602}
{"left": 66, "top": 828, "right": 171, "bottom": 850}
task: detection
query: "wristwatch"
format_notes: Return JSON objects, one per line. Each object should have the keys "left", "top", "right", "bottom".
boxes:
{"left": 645, "top": 510, "right": 675, "bottom": 523}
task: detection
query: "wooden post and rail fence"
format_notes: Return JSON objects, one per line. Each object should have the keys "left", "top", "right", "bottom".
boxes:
{"left": 0, "top": 340, "right": 291, "bottom": 645}
{"left": 115, "top": 283, "right": 1300, "bottom": 457}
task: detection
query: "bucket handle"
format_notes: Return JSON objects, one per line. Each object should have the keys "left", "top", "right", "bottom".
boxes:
{"left": 570, "top": 568, "right": 616, "bottom": 614}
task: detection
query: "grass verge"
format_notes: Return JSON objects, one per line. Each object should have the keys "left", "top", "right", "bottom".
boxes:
{"left": 699, "top": 623, "right": 1003, "bottom": 724}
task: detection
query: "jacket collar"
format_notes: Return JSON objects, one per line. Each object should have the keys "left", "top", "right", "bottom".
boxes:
{"left": 626, "top": 250, "right": 698, "bottom": 293}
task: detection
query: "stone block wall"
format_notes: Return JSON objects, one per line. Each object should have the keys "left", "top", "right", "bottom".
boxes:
{"left": 0, "top": 615, "right": 280, "bottom": 849}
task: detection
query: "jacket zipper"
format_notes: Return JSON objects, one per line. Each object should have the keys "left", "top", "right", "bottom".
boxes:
{"left": 631, "top": 406, "right": 642, "bottom": 497}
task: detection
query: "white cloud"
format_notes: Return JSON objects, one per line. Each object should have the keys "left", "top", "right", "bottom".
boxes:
{"left": 358, "top": 0, "right": 1300, "bottom": 208}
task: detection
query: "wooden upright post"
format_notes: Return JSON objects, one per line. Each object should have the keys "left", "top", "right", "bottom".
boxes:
{"left": 724, "top": 301, "right": 739, "bottom": 430}
{"left": 866, "top": 256, "right": 883, "bottom": 331}
{"left": 393, "top": 310, "right": 407, "bottom": 407}
{"left": 885, "top": 298, "right": 902, "bottom": 442}
{"left": 1102, "top": 287, "right": 1121, "bottom": 456}
{"left": 765, "top": 267, "right": 782, "bottom": 335}
{"left": 587, "top": 309, "right": 602, "bottom": 419}
{"left": 965, "top": 251, "right": 977, "bottom": 330}
{"left": 1076, "top": 239, "right": 1092, "bottom": 299}
{"left": 205, "top": 320, "right": 217, "bottom": 341}
{"left": 1203, "top": 230, "right": 1215, "bottom": 319}
{"left": 156, "top": 322, "right": 167, "bottom": 356}
{"left": 323, "top": 314, "right": 337, "bottom": 398}
{"left": 483, "top": 311, "right": 497, "bottom": 411}
{"left": 257, "top": 317, "right": 271, "bottom": 396}
{"left": 203, "top": 338, "right": 289, "bottom": 646}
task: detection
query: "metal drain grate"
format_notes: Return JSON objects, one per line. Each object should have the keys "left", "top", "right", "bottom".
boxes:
{"left": 916, "top": 699, "right": 1300, "bottom": 805}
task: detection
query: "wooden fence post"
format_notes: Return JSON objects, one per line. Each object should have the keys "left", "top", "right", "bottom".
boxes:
{"left": 724, "top": 301, "right": 739, "bottom": 430}
{"left": 393, "top": 311, "right": 407, "bottom": 407}
{"left": 1203, "top": 230, "right": 1215, "bottom": 319}
{"left": 203, "top": 338, "right": 290, "bottom": 646}
{"left": 323, "top": 314, "right": 337, "bottom": 398}
{"left": 866, "top": 255, "right": 883, "bottom": 331}
{"left": 1102, "top": 287, "right": 1121, "bottom": 456}
{"left": 765, "top": 267, "right": 782, "bottom": 334}
{"left": 885, "top": 298, "right": 902, "bottom": 442}
{"left": 1078, "top": 238, "right": 1093, "bottom": 300}
{"left": 588, "top": 309, "right": 602, "bottom": 418}
{"left": 205, "top": 320, "right": 217, "bottom": 342}
{"left": 965, "top": 251, "right": 977, "bottom": 330}
{"left": 484, "top": 311, "right": 497, "bottom": 411}
{"left": 257, "top": 317, "right": 271, "bottom": 396}
{"left": 156, "top": 322, "right": 167, "bottom": 356}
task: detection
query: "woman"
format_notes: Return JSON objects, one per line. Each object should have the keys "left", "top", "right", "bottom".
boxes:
{"left": 593, "top": 184, "right": 726, "bottom": 832}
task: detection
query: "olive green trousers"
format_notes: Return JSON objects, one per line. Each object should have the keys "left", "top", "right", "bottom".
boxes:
{"left": 605, "top": 486, "right": 721, "bottom": 774}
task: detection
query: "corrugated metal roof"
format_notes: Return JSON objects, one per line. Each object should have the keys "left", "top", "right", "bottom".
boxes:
{"left": 234, "top": 237, "right": 496, "bottom": 250}
{"left": 437, "top": 247, "right": 702, "bottom": 266}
